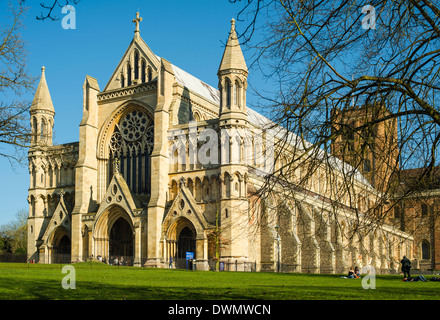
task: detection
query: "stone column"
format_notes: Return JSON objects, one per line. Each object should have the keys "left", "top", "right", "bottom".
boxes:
{"left": 133, "top": 220, "right": 142, "bottom": 267}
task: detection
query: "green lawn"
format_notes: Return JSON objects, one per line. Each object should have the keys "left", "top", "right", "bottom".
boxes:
{"left": 0, "top": 262, "right": 439, "bottom": 300}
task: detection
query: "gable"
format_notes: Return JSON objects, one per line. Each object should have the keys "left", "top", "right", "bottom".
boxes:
{"left": 96, "top": 171, "right": 142, "bottom": 219}
{"left": 163, "top": 179, "right": 209, "bottom": 233}
{"left": 103, "top": 33, "right": 222, "bottom": 107}
{"left": 42, "top": 195, "right": 71, "bottom": 244}
{"left": 104, "top": 37, "right": 161, "bottom": 92}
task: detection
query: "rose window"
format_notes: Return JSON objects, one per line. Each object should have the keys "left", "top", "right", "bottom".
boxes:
{"left": 120, "top": 110, "right": 150, "bottom": 142}
{"left": 109, "top": 109, "right": 154, "bottom": 195}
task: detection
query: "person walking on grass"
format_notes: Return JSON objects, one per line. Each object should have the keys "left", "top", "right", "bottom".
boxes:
{"left": 401, "top": 256, "right": 411, "bottom": 279}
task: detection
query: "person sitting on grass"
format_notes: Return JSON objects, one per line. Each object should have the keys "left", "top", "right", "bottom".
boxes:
{"left": 354, "top": 266, "right": 361, "bottom": 278}
{"left": 347, "top": 267, "right": 355, "bottom": 278}
{"left": 402, "top": 275, "right": 427, "bottom": 282}
{"left": 340, "top": 267, "right": 360, "bottom": 279}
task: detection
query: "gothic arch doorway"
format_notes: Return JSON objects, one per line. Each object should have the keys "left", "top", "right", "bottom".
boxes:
{"left": 109, "top": 217, "right": 134, "bottom": 263}
{"left": 93, "top": 205, "right": 136, "bottom": 266}
{"left": 59, "top": 235, "right": 71, "bottom": 254}
{"left": 166, "top": 218, "right": 197, "bottom": 269}
{"left": 50, "top": 228, "right": 71, "bottom": 263}
{"left": 177, "top": 226, "right": 196, "bottom": 260}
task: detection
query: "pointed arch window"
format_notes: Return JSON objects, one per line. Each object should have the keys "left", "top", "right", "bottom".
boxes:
{"left": 127, "top": 63, "right": 132, "bottom": 86}
{"left": 31, "top": 167, "right": 36, "bottom": 188}
{"left": 224, "top": 173, "right": 231, "bottom": 198}
{"left": 109, "top": 110, "right": 154, "bottom": 195}
{"left": 148, "top": 67, "right": 152, "bottom": 82}
{"left": 364, "top": 159, "right": 371, "bottom": 172}
{"left": 141, "top": 60, "right": 146, "bottom": 83}
{"left": 134, "top": 51, "right": 139, "bottom": 80}
{"left": 40, "top": 118, "right": 47, "bottom": 142}
{"left": 394, "top": 205, "right": 400, "bottom": 219}
{"left": 31, "top": 196, "right": 36, "bottom": 216}
{"left": 32, "top": 117, "right": 38, "bottom": 144}
{"left": 421, "top": 203, "right": 428, "bottom": 218}
{"left": 121, "top": 73, "right": 125, "bottom": 88}
{"left": 235, "top": 80, "right": 241, "bottom": 108}
{"left": 422, "top": 240, "right": 430, "bottom": 260}
{"left": 49, "top": 165, "right": 54, "bottom": 187}
{"left": 225, "top": 78, "right": 231, "bottom": 108}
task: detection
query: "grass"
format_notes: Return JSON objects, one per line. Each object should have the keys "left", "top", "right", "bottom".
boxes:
{"left": 0, "top": 262, "right": 439, "bottom": 300}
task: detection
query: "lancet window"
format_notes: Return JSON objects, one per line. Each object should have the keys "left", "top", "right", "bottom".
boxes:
{"left": 127, "top": 63, "right": 132, "bottom": 86}
{"left": 148, "top": 67, "right": 152, "bottom": 82}
{"left": 141, "top": 60, "right": 146, "bottom": 83}
{"left": 134, "top": 51, "right": 139, "bottom": 80}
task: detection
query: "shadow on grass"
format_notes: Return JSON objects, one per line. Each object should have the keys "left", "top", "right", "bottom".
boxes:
{"left": 1, "top": 264, "right": 439, "bottom": 300}
{"left": 0, "top": 276, "right": 262, "bottom": 300}
{"left": 1, "top": 276, "right": 439, "bottom": 300}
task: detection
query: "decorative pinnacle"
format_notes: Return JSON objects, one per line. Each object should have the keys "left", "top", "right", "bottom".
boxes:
{"left": 113, "top": 157, "right": 120, "bottom": 175}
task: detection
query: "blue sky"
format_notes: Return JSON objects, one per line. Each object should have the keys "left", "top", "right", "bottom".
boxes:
{"left": 0, "top": 0, "right": 265, "bottom": 225}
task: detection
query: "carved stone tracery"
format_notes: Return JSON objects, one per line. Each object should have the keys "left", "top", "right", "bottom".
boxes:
{"left": 109, "top": 109, "right": 154, "bottom": 195}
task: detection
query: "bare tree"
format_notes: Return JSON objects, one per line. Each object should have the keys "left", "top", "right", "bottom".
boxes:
{"left": 34, "top": 0, "right": 81, "bottom": 21}
{"left": 0, "top": 0, "right": 82, "bottom": 166}
{"left": 0, "top": 1, "right": 35, "bottom": 165}
{"left": 233, "top": 0, "right": 440, "bottom": 238}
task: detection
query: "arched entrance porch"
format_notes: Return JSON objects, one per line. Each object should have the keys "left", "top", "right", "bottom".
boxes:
{"left": 49, "top": 227, "right": 71, "bottom": 264}
{"left": 165, "top": 217, "right": 201, "bottom": 269}
{"left": 109, "top": 217, "right": 134, "bottom": 265}
{"left": 93, "top": 205, "right": 135, "bottom": 266}
{"left": 176, "top": 226, "right": 196, "bottom": 268}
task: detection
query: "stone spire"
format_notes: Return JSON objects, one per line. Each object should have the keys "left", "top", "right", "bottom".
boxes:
{"left": 30, "top": 66, "right": 55, "bottom": 114}
{"left": 30, "top": 66, "right": 55, "bottom": 147}
{"left": 218, "top": 18, "right": 248, "bottom": 75}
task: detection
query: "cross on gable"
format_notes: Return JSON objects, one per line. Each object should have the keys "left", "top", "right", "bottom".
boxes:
{"left": 133, "top": 12, "right": 143, "bottom": 35}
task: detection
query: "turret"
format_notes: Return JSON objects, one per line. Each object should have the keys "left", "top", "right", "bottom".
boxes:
{"left": 30, "top": 66, "right": 55, "bottom": 147}
{"left": 27, "top": 66, "right": 55, "bottom": 262}
{"left": 218, "top": 19, "right": 248, "bottom": 123}
{"left": 217, "top": 19, "right": 250, "bottom": 268}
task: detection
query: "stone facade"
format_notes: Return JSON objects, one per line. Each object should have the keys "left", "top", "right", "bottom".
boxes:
{"left": 331, "top": 105, "right": 440, "bottom": 272}
{"left": 390, "top": 168, "right": 440, "bottom": 271}
{"left": 27, "top": 14, "right": 416, "bottom": 273}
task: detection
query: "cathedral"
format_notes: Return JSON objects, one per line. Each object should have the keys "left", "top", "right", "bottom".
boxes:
{"left": 27, "top": 13, "right": 424, "bottom": 273}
